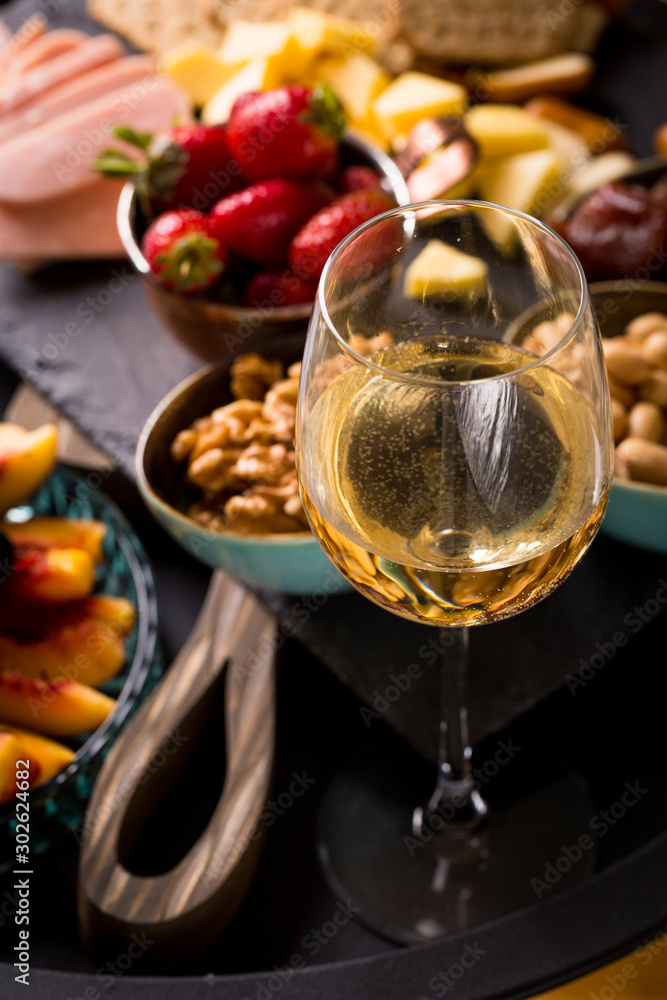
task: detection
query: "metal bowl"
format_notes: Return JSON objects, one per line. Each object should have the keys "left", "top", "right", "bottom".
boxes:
{"left": 591, "top": 279, "right": 667, "bottom": 553}
{"left": 118, "top": 135, "right": 410, "bottom": 363}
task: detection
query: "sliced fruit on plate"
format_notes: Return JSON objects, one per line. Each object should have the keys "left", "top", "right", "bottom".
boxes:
{"left": 0, "top": 600, "right": 135, "bottom": 689}
{"left": 0, "top": 671, "right": 115, "bottom": 738}
{"left": 0, "top": 725, "right": 75, "bottom": 796}
{"left": 9, "top": 546, "right": 96, "bottom": 603}
{"left": 0, "top": 422, "right": 57, "bottom": 515}
{"left": 2, "top": 517, "right": 107, "bottom": 561}
{"left": 403, "top": 239, "right": 489, "bottom": 299}
{"left": 0, "top": 730, "right": 40, "bottom": 804}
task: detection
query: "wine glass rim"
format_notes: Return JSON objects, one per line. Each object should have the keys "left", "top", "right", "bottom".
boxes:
{"left": 317, "top": 198, "right": 590, "bottom": 387}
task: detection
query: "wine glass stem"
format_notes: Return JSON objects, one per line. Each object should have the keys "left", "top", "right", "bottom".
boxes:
{"left": 414, "top": 627, "right": 488, "bottom": 839}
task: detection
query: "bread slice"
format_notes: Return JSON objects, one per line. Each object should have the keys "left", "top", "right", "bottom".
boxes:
{"left": 399, "top": 0, "right": 589, "bottom": 64}
{"left": 86, "top": 0, "right": 225, "bottom": 55}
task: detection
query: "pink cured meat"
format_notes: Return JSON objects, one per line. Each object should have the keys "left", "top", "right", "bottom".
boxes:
{"left": 0, "top": 29, "right": 89, "bottom": 82}
{"left": 0, "top": 55, "right": 157, "bottom": 145}
{"left": 0, "top": 76, "right": 192, "bottom": 205}
{"left": 0, "top": 177, "right": 125, "bottom": 261}
{"left": 0, "top": 33, "right": 125, "bottom": 116}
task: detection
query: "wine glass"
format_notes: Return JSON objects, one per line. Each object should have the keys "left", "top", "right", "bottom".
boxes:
{"left": 296, "top": 201, "right": 613, "bottom": 944}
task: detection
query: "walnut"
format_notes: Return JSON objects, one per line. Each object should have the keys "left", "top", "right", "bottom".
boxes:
{"left": 172, "top": 352, "right": 307, "bottom": 536}
{"left": 170, "top": 429, "right": 197, "bottom": 463}
{"left": 223, "top": 487, "right": 304, "bottom": 535}
{"left": 230, "top": 354, "right": 284, "bottom": 401}
{"left": 262, "top": 378, "right": 299, "bottom": 441}
{"left": 231, "top": 443, "right": 295, "bottom": 485}
{"left": 187, "top": 447, "right": 244, "bottom": 493}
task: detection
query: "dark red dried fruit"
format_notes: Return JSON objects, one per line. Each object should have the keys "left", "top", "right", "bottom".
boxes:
{"left": 559, "top": 181, "right": 667, "bottom": 282}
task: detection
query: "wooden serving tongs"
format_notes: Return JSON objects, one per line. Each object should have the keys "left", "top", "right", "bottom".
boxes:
{"left": 77, "top": 570, "right": 277, "bottom": 972}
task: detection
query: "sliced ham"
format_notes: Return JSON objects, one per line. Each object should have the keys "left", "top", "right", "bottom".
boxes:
{"left": 0, "top": 55, "right": 157, "bottom": 145}
{"left": 0, "top": 176, "right": 125, "bottom": 261}
{"left": 0, "top": 14, "right": 46, "bottom": 78}
{"left": 0, "top": 76, "right": 191, "bottom": 205}
{"left": 0, "top": 29, "right": 89, "bottom": 83}
{"left": 0, "top": 33, "right": 125, "bottom": 116}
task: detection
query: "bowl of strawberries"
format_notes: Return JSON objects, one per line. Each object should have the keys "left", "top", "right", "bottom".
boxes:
{"left": 111, "top": 84, "right": 409, "bottom": 362}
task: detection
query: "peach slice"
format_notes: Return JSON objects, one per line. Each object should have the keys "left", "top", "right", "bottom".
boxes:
{"left": 0, "top": 725, "right": 74, "bottom": 790}
{"left": 2, "top": 517, "right": 107, "bottom": 561}
{"left": 0, "top": 617, "right": 128, "bottom": 688}
{"left": 84, "top": 595, "right": 136, "bottom": 633}
{"left": 10, "top": 546, "right": 96, "bottom": 602}
{"left": 0, "top": 730, "right": 40, "bottom": 804}
{"left": 0, "top": 671, "right": 115, "bottom": 737}
{"left": 0, "top": 422, "right": 58, "bottom": 514}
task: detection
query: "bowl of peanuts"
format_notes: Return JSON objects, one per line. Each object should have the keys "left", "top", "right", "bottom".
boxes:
{"left": 590, "top": 280, "right": 667, "bottom": 553}
{"left": 135, "top": 334, "right": 350, "bottom": 595}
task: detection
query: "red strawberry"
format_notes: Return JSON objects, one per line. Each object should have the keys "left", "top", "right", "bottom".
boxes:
{"left": 244, "top": 269, "right": 317, "bottom": 308}
{"left": 339, "top": 165, "right": 385, "bottom": 194}
{"left": 209, "top": 178, "right": 332, "bottom": 267}
{"left": 289, "top": 189, "right": 396, "bottom": 282}
{"left": 93, "top": 124, "right": 242, "bottom": 214}
{"left": 141, "top": 209, "right": 228, "bottom": 295}
{"left": 225, "top": 84, "right": 345, "bottom": 183}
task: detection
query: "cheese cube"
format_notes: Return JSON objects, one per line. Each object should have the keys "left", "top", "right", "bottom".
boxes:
{"left": 372, "top": 73, "right": 468, "bottom": 142}
{"left": 202, "top": 59, "right": 277, "bottom": 125}
{"left": 404, "top": 240, "right": 488, "bottom": 299}
{"left": 219, "top": 20, "right": 291, "bottom": 66}
{"left": 464, "top": 104, "right": 550, "bottom": 158}
{"left": 476, "top": 148, "right": 563, "bottom": 247}
{"left": 160, "top": 43, "right": 236, "bottom": 107}
{"left": 289, "top": 6, "right": 375, "bottom": 64}
{"left": 317, "top": 52, "right": 390, "bottom": 124}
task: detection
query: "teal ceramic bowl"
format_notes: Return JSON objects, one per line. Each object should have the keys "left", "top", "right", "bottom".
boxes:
{"left": 591, "top": 280, "right": 667, "bottom": 553}
{"left": 135, "top": 335, "right": 349, "bottom": 596}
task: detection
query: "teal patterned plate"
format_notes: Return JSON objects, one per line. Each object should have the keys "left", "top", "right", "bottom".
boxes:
{"left": 0, "top": 466, "right": 162, "bottom": 868}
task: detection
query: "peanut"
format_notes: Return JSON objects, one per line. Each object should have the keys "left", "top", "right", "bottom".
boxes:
{"left": 611, "top": 397, "right": 628, "bottom": 443}
{"left": 641, "top": 331, "right": 667, "bottom": 371}
{"left": 625, "top": 311, "right": 667, "bottom": 341}
{"left": 639, "top": 370, "right": 667, "bottom": 408}
{"left": 602, "top": 338, "right": 651, "bottom": 385}
{"left": 615, "top": 437, "right": 667, "bottom": 485}
{"left": 607, "top": 374, "right": 635, "bottom": 409}
{"left": 627, "top": 401, "right": 664, "bottom": 443}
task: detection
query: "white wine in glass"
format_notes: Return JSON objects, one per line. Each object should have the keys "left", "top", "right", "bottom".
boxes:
{"left": 297, "top": 201, "right": 613, "bottom": 943}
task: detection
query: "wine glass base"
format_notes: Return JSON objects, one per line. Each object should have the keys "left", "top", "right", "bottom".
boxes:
{"left": 317, "top": 736, "right": 598, "bottom": 945}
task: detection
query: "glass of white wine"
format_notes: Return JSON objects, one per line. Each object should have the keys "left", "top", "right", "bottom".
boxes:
{"left": 296, "top": 200, "right": 614, "bottom": 944}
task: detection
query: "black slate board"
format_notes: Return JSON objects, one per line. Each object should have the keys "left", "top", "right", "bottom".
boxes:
{"left": 1, "top": 0, "right": 667, "bottom": 766}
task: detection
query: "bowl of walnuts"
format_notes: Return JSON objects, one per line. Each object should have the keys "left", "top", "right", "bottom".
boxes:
{"left": 135, "top": 334, "right": 349, "bottom": 595}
